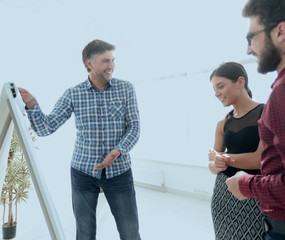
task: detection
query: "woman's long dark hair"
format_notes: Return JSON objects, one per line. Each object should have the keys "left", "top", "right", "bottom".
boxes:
{"left": 210, "top": 62, "right": 252, "bottom": 98}
{"left": 210, "top": 62, "right": 252, "bottom": 119}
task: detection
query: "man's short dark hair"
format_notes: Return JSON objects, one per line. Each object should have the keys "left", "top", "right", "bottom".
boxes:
{"left": 82, "top": 39, "right": 115, "bottom": 72}
{"left": 243, "top": 0, "right": 285, "bottom": 27}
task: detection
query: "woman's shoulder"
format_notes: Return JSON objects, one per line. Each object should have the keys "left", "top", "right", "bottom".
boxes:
{"left": 216, "top": 119, "right": 226, "bottom": 131}
{"left": 255, "top": 103, "right": 265, "bottom": 118}
{"left": 251, "top": 103, "right": 265, "bottom": 116}
{"left": 258, "top": 103, "right": 265, "bottom": 109}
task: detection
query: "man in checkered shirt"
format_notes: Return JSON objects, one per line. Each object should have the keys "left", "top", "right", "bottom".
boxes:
{"left": 19, "top": 39, "right": 141, "bottom": 240}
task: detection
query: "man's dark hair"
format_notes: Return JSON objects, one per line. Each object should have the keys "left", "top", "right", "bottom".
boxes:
{"left": 243, "top": 0, "right": 285, "bottom": 27}
{"left": 82, "top": 39, "right": 115, "bottom": 72}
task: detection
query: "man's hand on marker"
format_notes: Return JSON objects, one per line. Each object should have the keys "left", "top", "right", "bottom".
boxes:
{"left": 18, "top": 88, "right": 37, "bottom": 109}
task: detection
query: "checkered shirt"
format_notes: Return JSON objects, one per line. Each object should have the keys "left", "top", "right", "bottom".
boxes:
{"left": 26, "top": 78, "right": 140, "bottom": 179}
{"left": 239, "top": 67, "right": 285, "bottom": 221}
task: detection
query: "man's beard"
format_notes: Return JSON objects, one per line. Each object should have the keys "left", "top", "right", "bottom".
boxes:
{"left": 258, "top": 36, "right": 281, "bottom": 74}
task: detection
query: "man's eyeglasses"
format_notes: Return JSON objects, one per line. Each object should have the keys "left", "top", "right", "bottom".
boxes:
{"left": 246, "top": 23, "right": 278, "bottom": 46}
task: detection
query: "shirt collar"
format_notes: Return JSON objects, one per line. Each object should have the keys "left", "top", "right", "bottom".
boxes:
{"left": 271, "top": 67, "right": 285, "bottom": 89}
{"left": 85, "top": 78, "right": 114, "bottom": 90}
{"left": 86, "top": 78, "right": 93, "bottom": 89}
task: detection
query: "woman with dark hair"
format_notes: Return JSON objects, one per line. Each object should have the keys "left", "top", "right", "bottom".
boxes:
{"left": 209, "top": 62, "right": 264, "bottom": 239}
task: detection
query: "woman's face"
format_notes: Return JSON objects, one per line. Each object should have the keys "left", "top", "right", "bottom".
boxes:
{"left": 211, "top": 76, "right": 240, "bottom": 107}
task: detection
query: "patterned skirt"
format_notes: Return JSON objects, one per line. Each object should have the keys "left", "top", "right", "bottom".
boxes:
{"left": 211, "top": 173, "right": 264, "bottom": 240}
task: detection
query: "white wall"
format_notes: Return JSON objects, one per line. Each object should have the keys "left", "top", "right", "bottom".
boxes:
{"left": 133, "top": 158, "right": 216, "bottom": 200}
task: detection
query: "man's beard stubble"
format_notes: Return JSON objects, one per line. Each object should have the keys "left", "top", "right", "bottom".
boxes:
{"left": 258, "top": 36, "right": 282, "bottom": 74}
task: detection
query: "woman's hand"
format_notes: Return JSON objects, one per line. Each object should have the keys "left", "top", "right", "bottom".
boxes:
{"left": 209, "top": 149, "right": 235, "bottom": 174}
{"left": 208, "top": 149, "right": 219, "bottom": 161}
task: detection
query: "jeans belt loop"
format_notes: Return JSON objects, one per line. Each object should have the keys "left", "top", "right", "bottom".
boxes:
{"left": 264, "top": 216, "right": 285, "bottom": 235}
{"left": 262, "top": 217, "right": 270, "bottom": 232}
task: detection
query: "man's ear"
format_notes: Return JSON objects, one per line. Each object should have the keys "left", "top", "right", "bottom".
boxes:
{"left": 277, "top": 22, "right": 285, "bottom": 43}
{"left": 85, "top": 59, "right": 93, "bottom": 70}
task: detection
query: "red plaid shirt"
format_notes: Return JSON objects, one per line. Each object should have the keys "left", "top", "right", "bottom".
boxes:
{"left": 239, "top": 67, "right": 285, "bottom": 221}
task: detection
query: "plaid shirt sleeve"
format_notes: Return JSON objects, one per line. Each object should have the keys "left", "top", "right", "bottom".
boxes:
{"left": 25, "top": 79, "right": 140, "bottom": 179}
{"left": 114, "top": 82, "right": 140, "bottom": 155}
{"left": 26, "top": 89, "right": 73, "bottom": 136}
{"left": 239, "top": 72, "right": 285, "bottom": 219}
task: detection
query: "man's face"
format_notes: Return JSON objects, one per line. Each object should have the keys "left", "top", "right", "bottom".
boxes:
{"left": 89, "top": 50, "right": 115, "bottom": 83}
{"left": 247, "top": 17, "right": 281, "bottom": 74}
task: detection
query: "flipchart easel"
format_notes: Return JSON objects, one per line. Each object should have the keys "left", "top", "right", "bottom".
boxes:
{"left": 0, "top": 82, "right": 66, "bottom": 240}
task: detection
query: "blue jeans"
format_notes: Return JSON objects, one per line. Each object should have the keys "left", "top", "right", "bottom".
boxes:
{"left": 71, "top": 167, "right": 141, "bottom": 240}
{"left": 264, "top": 232, "right": 285, "bottom": 240}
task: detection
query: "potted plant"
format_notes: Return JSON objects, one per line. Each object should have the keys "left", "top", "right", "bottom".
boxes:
{"left": 0, "top": 128, "right": 35, "bottom": 239}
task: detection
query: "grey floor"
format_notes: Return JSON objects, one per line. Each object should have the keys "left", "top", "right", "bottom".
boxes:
{"left": 1, "top": 186, "right": 214, "bottom": 240}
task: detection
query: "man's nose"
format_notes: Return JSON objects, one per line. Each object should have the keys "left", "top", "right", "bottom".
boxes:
{"left": 109, "top": 61, "right": 115, "bottom": 69}
{"left": 247, "top": 45, "right": 253, "bottom": 55}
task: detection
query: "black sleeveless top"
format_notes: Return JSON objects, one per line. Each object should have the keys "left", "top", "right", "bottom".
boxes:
{"left": 223, "top": 104, "right": 264, "bottom": 177}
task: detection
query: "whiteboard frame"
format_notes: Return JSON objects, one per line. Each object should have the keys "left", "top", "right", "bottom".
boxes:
{"left": 0, "top": 82, "right": 66, "bottom": 240}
